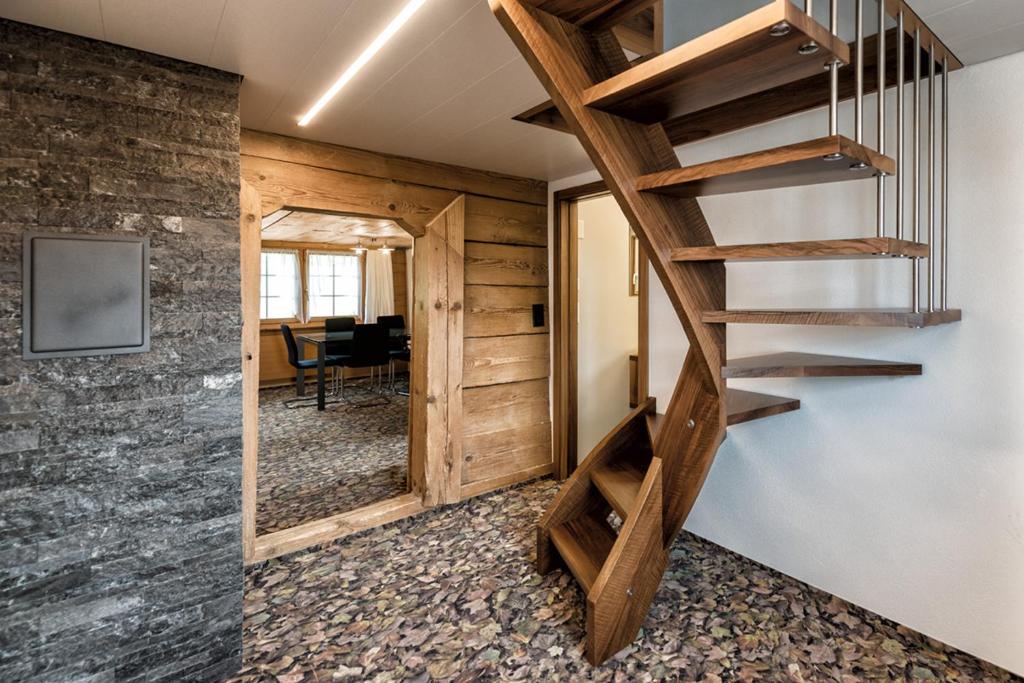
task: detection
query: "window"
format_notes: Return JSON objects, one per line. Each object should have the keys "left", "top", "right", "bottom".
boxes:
{"left": 307, "top": 252, "right": 360, "bottom": 318}
{"left": 260, "top": 250, "right": 300, "bottom": 320}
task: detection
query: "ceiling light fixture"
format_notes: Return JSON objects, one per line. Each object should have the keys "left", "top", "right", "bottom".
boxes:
{"left": 298, "top": 0, "right": 429, "bottom": 126}
{"left": 353, "top": 240, "right": 367, "bottom": 254}
{"left": 379, "top": 241, "right": 394, "bottom": 254}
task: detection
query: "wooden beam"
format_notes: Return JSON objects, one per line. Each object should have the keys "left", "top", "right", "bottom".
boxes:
{"left": 241, "top": 129, "right": 547, "bottom": 206}
{"left": 239, "top": 179, "right": 261, "bottom": 564}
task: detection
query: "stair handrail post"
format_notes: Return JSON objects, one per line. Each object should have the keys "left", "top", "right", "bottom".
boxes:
{"left": 876, "top": 0, "right": 886, "bottom": 238}
{"left": 941, "top": 55, "right": 950, "bottom": 310}
{"left": 855, "top": 0, "right": 864, "bottom": 143}
{"left": 828, "top": 0, "right": 839, "bottom": 137}
{"left": 896, "top": 11, "right": 905, "bottom": 241}
{"left": 912, "top": 27, "right": 921, "bottom": 313}
{"left": 928, "top": 42, "right": 937, "bottom": 312}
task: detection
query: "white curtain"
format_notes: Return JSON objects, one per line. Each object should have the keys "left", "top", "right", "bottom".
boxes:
{"left": 363, "top": 249, "right": 395, "bottom": 323}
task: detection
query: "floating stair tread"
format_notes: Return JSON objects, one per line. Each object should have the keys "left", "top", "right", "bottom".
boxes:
{"left": 583, "top": 2, "right": 849, "bottom": 124}
{"left": 703, "top": 308, "right": 962, "bottom": 328}
{"left": 727, "top": 388, "right": 800, "bottom": 426}
{"left": 592, "top": 459, "right": 646, "bottom": 519}
{"left": 516, "top": 28, "right": 963, "bottom": 147}
{"left": 723, "top": 352, "right": 922, "bottom": 378}
{"left": 671, "top": 238, "right": 928, "bottom": 262}
{"left": 637, "top": 135, "right": 894, "bottom": 198}
{"left": 550, "top": 513, "right": 618, "bottom": 594}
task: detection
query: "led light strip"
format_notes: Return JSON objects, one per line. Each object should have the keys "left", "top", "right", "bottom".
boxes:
{"left": 298, "top": 0, "right": 428, "bottom": 126}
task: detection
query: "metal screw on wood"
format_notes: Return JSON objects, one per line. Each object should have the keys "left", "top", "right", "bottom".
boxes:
{"left": 626, "top": 587, "right": 634, "bottom": 598}
{"left": 687, "top": 419, "right": 695, "bottom": 429}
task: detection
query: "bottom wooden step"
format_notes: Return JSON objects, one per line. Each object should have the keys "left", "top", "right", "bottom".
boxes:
{"left": 550, "top": 512, "right": 617, "bottom": 593}
{"left": 726, "top": 388, "right": 800, "bottom": 425}
{"left": 592, "top": 459, "right": 646, "bottom": 519}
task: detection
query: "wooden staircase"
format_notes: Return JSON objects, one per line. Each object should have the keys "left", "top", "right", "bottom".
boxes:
{"left": 489, "top": 0, "right": 961, "bottom": 665}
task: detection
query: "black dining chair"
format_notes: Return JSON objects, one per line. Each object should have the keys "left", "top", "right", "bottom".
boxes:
{"left": 324, "top": 316, "right": 356, "bottom": 355}
{"left": 377, "top": 315, "right": 409, "bottom": 392}
{"left": 338, "top": 323, "right": 391, "bottom": 399}
{"left": 280, "top": 324, "right": 346, "bottom": 407}
{"left": 324, "top": 316, "right": 357, "bottom": 394}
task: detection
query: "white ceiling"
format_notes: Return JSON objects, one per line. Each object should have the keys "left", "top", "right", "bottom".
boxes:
{"left": 2, "top": 0, "right": 1022, "bottom": 181}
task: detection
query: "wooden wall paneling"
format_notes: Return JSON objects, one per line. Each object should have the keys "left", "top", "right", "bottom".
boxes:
{"left": 465, "top": 194, "right": 547, "bottom": 246}
{"left": 462, "top": 380, "right": 552, "bottom": 487}
{"left": 443, "top": 197, "right": 465, "bottom": 505}
{"left": 553, "top": 195, "right": 580, "bottom": 479}
{"left": 240, "top": 155, "right": 458, "bottom": 235}
{"left": 464, "top": 334, "right": 551, "bottom": 388}
{"left": 463, "top": 378, "right": 551, "bottom": 435}
{"left": 463, "top": 421, "right": 553, "bottom": 483}
{"left": 464, "top": 284, "right": 548, "bottom": 337}
{"left": 242, "top": 131, "right": 549, "bottom": 561}
{"left": 240, "top": 179, "right": 261, "bottom": 564}
{"left": 413, "top": 196, "right": 465, "bottom": 506}
{"left": 241, "top": 129, "right": 547, "bottom": 206}
{"left": 465, "top": 242, "right": 548, "bottom": 286}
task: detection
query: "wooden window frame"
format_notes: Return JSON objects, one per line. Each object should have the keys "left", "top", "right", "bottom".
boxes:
{"left": 552, "top": 181, "right": 650, "bottom": 479}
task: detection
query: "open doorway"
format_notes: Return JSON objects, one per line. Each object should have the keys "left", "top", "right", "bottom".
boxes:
{"left": 551, "top": 182, "right": 649, "bottom": 475}
{"left": 254, "top": 209, "right": 414, "bottom": 535}
{"left": 576, "top": 195, "right": 641, "bottom": 456}
{"left": 240, "top": 178, "right": 466, "bottom": 563}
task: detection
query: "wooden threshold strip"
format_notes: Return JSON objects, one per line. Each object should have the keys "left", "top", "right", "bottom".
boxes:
{"left": 723, "top": 352, "right": 921, "bottom": 378}
{"left": 636, "top": 135, "right": 894, "bottom": 198}
{"left": 252, "top": 493, "right": 425, "bottom": 563}
{"left": 671, "top": 237, "right": 928, "bottom": 261}
{"left": 703, "top": 308, "right": 962, "bottom": 328}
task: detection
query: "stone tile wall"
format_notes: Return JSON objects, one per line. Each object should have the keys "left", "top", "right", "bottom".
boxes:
{"left": 0, "top": 19, "right": 243, "bottom": 682}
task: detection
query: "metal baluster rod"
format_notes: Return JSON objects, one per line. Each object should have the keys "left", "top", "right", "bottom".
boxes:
{"left": 855, "top": 0, "right": 864, "bottom": 143}
{"left": 912, "top": 28, "right": 921, "bottom": 313}
{"left": 876, "top": 0, "right": 886, "bottom": 238}
{"left": 806, "top": 0, "right": 813, "bottom": 14}
{"left": 896, "top": 12, "right": 905, "bottom": 240}
{"left": 941, "top": 56, "right": 950, "bottom": 310}
{"left": 829, "top": 0, "right": 839, "bottom": 136}
{"left": 928, "top": 43, "right": 936, "bottom": 312}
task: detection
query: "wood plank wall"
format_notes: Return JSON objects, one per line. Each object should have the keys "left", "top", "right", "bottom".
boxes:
{"left": 462, "top": 195, "right": 552, "bottom": 490}
{"left": 241, "top": 130, "right": 551, "bottom": 498}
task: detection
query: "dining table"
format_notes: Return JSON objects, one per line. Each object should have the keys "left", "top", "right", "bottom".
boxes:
{"left": 296, "top": 328, "right": 409, "bottom": 410}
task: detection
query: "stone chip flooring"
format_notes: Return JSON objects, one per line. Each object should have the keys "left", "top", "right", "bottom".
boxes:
{"left": 256, "top": 384, "right": 409, "bottom": 535}
{"left": 231, "top": 479, "right": 1019, "bottom": 682}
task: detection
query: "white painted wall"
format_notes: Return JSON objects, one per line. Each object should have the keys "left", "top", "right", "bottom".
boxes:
{"left": 576, "top": 195, "right": 639, "bottom": 457}
{"left": 548, "top": 51, "right": 1024, "bottom": 676}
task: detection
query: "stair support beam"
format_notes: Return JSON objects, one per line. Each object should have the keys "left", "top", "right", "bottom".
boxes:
{"left": 490, "top": 0, "right": 728, "bottom": 664}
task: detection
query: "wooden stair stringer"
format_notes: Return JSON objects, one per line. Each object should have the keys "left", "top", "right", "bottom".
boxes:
{"left": 586, "top": 458, "right": 667, "bottom": 665}
{"left": 536, "top": 399, "right": 654, "bottom": 574}
{"left": 491, "top": 0, "right": 730, "bottom": 666}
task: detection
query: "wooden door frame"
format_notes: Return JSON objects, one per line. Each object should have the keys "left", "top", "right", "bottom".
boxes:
{"left": 552, "top": 180, "right": 650, "bottom": 479}
{"left": 240, "top": 179, "right": 465, "bottom": 563}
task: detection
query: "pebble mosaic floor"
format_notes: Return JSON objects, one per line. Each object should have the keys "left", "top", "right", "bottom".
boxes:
{"left": 256, "top": 382, "right": 409, "bottom": 535}
{"left": 232, "top": 479, "right": 1019, "bottom": 682}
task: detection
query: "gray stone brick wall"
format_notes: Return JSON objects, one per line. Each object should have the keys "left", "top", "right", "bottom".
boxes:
{"left": 0, "top": 19, "right": 243, "bottom": 682}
